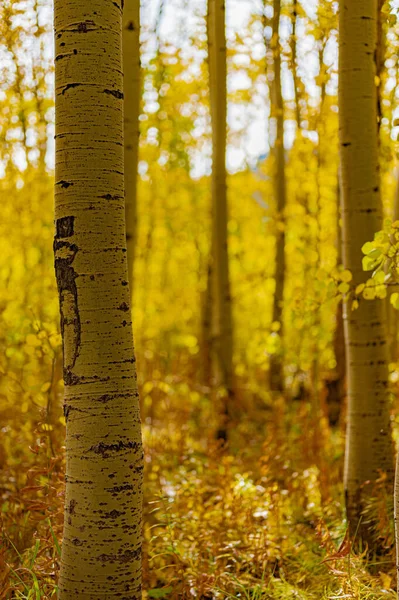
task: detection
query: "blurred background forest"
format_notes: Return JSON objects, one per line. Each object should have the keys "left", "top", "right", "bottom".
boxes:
{"left": 1, "top": 0, "right": 399, "bottom": 598}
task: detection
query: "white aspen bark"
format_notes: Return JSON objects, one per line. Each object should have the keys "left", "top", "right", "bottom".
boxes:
{"left": 55, "top": 1, "right": 143, "bottom": 597}
{"left": 124, "top": 0, "right": 141, "bottom": 296}
{"left": 268, "top": 0, "right": 287, "bottom": 392}
{"left": 339, "top": 0, "right": 393, "bottom": 541}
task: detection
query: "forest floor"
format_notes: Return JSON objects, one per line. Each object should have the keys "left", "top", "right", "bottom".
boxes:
{"left": 1, "top": 371, "right": 398, "bottom": 599}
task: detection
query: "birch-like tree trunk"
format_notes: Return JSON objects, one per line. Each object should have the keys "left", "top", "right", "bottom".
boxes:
{"left": 388, "top": 173, "right": 399, "bottom": 363}
{"left": 54, "top": 2, "right": 143, "bottom": 597}
{"left": 290, "top": 0, "right": 301, "bottom": 130}
{"left": 339, "top": 0, "right": 393, "bottom": 542}
{"left": 124, "top": 0, "right": 141, "bottom": 295}
{"left": 207, "top": 0, "right": 234, "bottom": 438}
{"left": 268, "top": 0, "right": 287, "bottom": 392}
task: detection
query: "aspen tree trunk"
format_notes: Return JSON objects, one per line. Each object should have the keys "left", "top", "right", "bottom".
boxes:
{"left": 327, "top": 188, "right": 346, "bottom": 427}
{"left": 33, "top": 0, "right": 47, "bottom": 169}
{"left": 290, "top": 0, "right": 301, "bottom": 130}
{"left": 54, "top": 2, "right": 143, "bottom": 598}
{"left": 376, "top": 0, "right": 386, "bottom": 133}
{"left": 124, "top": 0, "right": 141, "bottom": 295}
{"left": 207, "top": 0, "right": 234, "bottom": 438}
{"left": 268, "top": 0, "right": 287, "bottom": 392}
{"left": 339, "top": 0, "right": 393, "bottom": 542}
{"left": 201, "top": 259, "right": 213, "bottom": 387}
{"left": 388, "top": 173, "right": 399, "bottom": 363}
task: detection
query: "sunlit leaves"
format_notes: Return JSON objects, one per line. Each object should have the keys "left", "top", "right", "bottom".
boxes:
{"left": 361, "top": 221, "right": 399, "bottom": 306}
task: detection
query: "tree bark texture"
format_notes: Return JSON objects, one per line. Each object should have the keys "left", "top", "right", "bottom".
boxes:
{"left": 123, "top": 0, "right": 141, "bottom": 296}
{"left": 339, "top": 0, "right": 393, "bottom": 541}
{"left": 207, "top": 0, "right": 234, "bottom": 433}
{"left": 54, "top": 1, "right": 143, "bottom": 597}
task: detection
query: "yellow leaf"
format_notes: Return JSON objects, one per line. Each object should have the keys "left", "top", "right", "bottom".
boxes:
{"left": 338, "top": 282, "right": 350, "bottom": 294}
{"left": 355, "top": 284, "right": 365, "bottom": 295}
{"left": 363, "top": 287, "right": 376, "bottom": 300}
{"left": 340, "top": 269, "right": 352, "bottom": 283}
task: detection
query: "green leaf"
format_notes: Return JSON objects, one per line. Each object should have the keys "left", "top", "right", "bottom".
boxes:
{"left": 48, "top": 518, "right": 61, "bottom": 557}
{"left": 362, "top": 256, "right": 377, "bottom": 271}
{"left": 391, "top": 293, "right": 399, "bottom": 310}
{"left": 338, "top": 282, "right": 350, "bottom": 294}
{"left": 148, "top": 587, "right": 173, "bottom": 598}
{"left": 361, "top": 241, "right": 375, "bottom": 255}
{"left": 374, "top": 270, "right": 385, "bottom": 284}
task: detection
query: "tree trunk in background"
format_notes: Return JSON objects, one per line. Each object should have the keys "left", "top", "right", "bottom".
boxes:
{"left": 376, "top": 0, "right": 386, "bottom": 134}
{"left": 339, "top": 0, "right": 393, "bottom": 544}
{"left": 54, "top": 2, "right": 143, "bottom": 598}
{"left": 201, "top": 258, "right": 213, "bottom": 387}
{"left": 124, "top": 0, "right": 141, "bottom": 296}
{"left": 290, "top": 0, "right": 301, "bottom": 130}
{"left": 268, "top": 0, "right": 286, "bottom": 393}
{"left": 328, "top": 189, "right": 346, "bottom": 427}
{"left": 388, "top": 172, "right": 399, "bottom": 363}
{"left": 207, "top": 0, "right": 234, "bottom": 439}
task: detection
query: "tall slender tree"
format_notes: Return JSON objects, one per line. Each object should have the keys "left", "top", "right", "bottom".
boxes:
{"left": 290, "top": 0, "right": 301, "bottom": 130}
{"left": 207, "top": 0, "right": 234, "bottom": 437}
{"left": 265, "top": 0, "right": 287, "bottom": 392}
{"left": 339, "top": 0, "right": 393, "bottom": 542}
{"left": 124, "top": 0, "right": 141, "bottom": 295}
{"left": 54, "top": 1, "right": 143, "bottom": 597}
{"left": 388, "top": 172, "right": 399, "bottom": 363}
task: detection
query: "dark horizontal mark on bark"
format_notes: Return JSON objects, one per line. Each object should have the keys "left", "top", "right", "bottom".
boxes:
{"left": 95, "top": 392, "right": 133, "bottom": 403}
{"left": 77, "top": 21, "right": 95, "bottom": 33}
{"left": 109, "top": 357, "right": 135, "bottom": 364}
{"left": 99, "top": 194, "right": 123, "bottom": 200}
{"left": 65, "top": 477, "right": 93, "bottom": 484}
{"left": 106, "top": 483, "right": 134, "bottom": 493}
{"left": 118, "top": 302, "right": 130, "bottom": 312}
{"left": 341, "top": 142, "right": 351, "bottom": 147}
{"left": 64, "top": 372, "right": 111, "bottom": 386}
{"left": 61, "top": 83, "right": 82, "bottom": 95}
{"left": 104, "top": 509, "right": 124, "bottom": 519}
{"left": 104, "top": 89, "right": 124, "bottom": 100}
{"left": 56, "top": 180, "right": 74, "bottom": 188}
{"left": 89, "top": 440, "right": 141, "bottom": 457}
{"left": 98, "top": 548, "right": 141, "bottom": 564}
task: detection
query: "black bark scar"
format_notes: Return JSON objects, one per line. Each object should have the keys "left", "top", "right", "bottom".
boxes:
{"left": 103, "top": 89, "right": 124, "bottom": 100}
{"left": 54, "top": 216, "right": 81, "bottom": 384}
